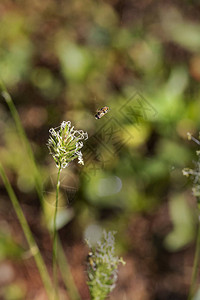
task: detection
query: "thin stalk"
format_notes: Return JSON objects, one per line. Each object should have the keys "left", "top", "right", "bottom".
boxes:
{"left": 57, "top": 238, "right": 81, "bottom": 300}
{"left": 53, "top": 167, "right": 61, "bottom": 300}
{"left": 0, "top": 163, "right": 54, "bottom": 300}
{"left": 188, "top": 213, "right": 200, "bottom": 300}
{"left": 0, "top": 80, "right": 82, "bottom": 300}
{"left": 0, "top": 80, "right": 44, "bottom": 209}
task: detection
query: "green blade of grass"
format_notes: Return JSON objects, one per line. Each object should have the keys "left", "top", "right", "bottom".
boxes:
{"left": 53, "top": 167, "right": 61, "bottom": 300}
{"left": 188, "top": 215, "right": 200, "bottom": 300}
{"left": 57, "top": 238, "right": 82, "bottom": 300}
{"left": 0, "top": 163, "right": 54, "bottom": 300}
{"left": 0, "top": 80, "right": 82, "bottom": 300}
{"left": 0, "top": 80, "right": 44, "bottom": 209}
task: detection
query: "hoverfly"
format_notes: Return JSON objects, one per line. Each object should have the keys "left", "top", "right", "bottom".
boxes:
{"left": 95, "top": 106, "right": 109, "bottom": 119}
{"left": 87, "top": 251, "right": 97, "bottom": 271}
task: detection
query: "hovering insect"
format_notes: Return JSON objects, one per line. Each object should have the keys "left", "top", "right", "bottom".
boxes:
{"left": 87, "top": 252, "right": 97, "bottom": 271}
{"left": 95, "top": 106, "right": 109, "bottom": 119}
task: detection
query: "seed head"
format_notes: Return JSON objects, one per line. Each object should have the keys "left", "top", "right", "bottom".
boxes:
{"left": 47, "top": 121, "right": 88, "bottom": 170}
{"left": 183, "top": 132, "right": 200, "bottom": 199}
{"left": 86, "top": 230, "right": 125, "bottom": 300}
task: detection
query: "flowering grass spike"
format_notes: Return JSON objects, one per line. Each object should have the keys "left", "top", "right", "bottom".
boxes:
{"left": 183, "top": 132, "right": 200, "bottom": 199}
{"left": 86, "top": 230, "right": 125, "bottom": 300}
{"left": 47, "top": 121, "right": 88, "bottom": 170}
{"left": 183, "top": 132, "right": 200, "bottom": 300}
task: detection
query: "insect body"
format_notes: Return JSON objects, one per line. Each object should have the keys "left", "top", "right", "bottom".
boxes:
{"left": 87, "top": 252, "right": 97, "bottom": 271}
{"left": 95, "top": 106, "right": 109, "bottom": 119}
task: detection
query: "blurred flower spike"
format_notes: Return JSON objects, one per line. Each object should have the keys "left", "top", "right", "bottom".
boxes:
{"left": 183, "top": 132, "right": 200, "bottom": 199}
{"left": 86, "top": 230, "right": 125, "bottom": 300}
{"left": 47, "top": 121, "right": 88, "bottom": 170}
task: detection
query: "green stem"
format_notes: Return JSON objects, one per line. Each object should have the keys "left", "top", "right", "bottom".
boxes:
{"left": 188, "top": 212, "right": 200, "bottom": 300}
{"left": 0, "top": 80, "right": 82, "bottom": 300}
{"left": 57, "top": 238, "right": 82, "bottom": 300}
{"left": 0, "top": 80, "right": 44, "bottom": 209}
{"left": 0, "top": 163, "right": 54, "bottom": 300}
{"left": 53, "top": 167, "right": 61, "bottom": 300}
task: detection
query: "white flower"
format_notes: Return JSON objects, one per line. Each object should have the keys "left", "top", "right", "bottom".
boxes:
{"left": 47, "top": 121, "right": 88, "bottom": 170}
{"left": 183, "top": 132, "right": 200, "bottom": 198}
{"left": 76, "top": 151, "right": 84, "bottom": 165}
{"left": 86, "top": 230, "right": 125, "bottom": 299}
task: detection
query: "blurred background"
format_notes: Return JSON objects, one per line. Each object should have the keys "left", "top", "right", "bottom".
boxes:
{"left": 0, "top": 0, "right": 200, "bottom": 299}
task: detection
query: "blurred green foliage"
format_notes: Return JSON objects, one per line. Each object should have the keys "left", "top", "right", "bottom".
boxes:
{"left": 1, "top": 0, "right": 200, "bottom": 298}
{"left": 0, "top": 231, "right": 24, "bottom": 260}
{"left": 1, "top": 283, "right": 26, "bottom": 300}
{"left": 1, "top": 0, "right": 199, "bottom": 244}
